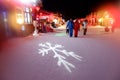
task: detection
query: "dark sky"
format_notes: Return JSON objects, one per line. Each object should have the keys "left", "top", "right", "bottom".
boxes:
{"left": 42, "top": 0, "right": 119, "bottom": 20}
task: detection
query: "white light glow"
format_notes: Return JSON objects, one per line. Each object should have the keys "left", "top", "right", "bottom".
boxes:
{"left": 21, "top": 25, "right": 25, "bottom": 31}
{"left": 98, "top": 18, "right": 103, "bottom": 22}
{"left": 20, "top": 0, "right": 36, "bottom": 4}
{"left": 53, "top": 19, "right": 58, "bottom": 24}
{"left": 38, "top": 42, "right": 82, "bottom": 73}
{"left": 4, "top": 18, "right": 7, "bottom": 22}
{"left": 17, "top": 18, "right": 24, "bottom": 24}
{"left": 31, "top": 0, "right": 36, "bottom": 3}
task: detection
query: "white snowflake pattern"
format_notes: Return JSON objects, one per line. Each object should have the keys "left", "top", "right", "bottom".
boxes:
{"left": 38, "top": 42, "right": 82, "bottom": 72}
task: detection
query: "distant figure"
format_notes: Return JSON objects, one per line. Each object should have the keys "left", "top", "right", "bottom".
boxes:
{"left": 74, "top": 19, "right": 80, "bottom": 37}
{"left": 111, "top": 26, "right": 115, "bottom": 33}
{"left": 111, "top": 23, "right": 116, "bottom": 33}
{"left": 33, "top": 20, "right": 39, "bottom": 36}
{"left": 46, "top": 22, "right": 54, "bottom": 32}
{"left": 105, "top": 27, "right": 110, "bottom": 32}
{"left": 41, "top": 22, "right": 47, "bottom": 33}
{"left": 51, "top": 22, "right": 56, "bottom": 28}
{"left": 66, "top": 20, "right": 69, "bottom": 34}
{"left": 66, "top": 19, "right": 74, "bottom": 37}
{"left": 82, "top": 19, "right": 88, "bottom": 35}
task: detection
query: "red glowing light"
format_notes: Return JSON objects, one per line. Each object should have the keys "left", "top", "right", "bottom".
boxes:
{"left": 98, "top": 3, "right": 120, "bottom": 28}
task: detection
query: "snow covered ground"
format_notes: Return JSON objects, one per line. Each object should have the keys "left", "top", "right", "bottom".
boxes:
{"left": 0, "top": 27, "right": 120, "bottom": 80}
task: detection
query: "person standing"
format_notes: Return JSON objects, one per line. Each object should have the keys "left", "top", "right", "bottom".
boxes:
{"left": 111, "top": 22, "right": 116, "bottom": 33}
{"left": 66, "top": 20, "right": 69, "bottom": 34}
{"left": 66, "top": 19, "right": 74, "bottom": 37}
{"left": 41, "top": 22, "right": 47, "bottom": 33}
{"left": 74, "top": 19, "right": 80, "bottom": 37}
{"left": 82, "top": 19, "right": 88, "bottom": 35}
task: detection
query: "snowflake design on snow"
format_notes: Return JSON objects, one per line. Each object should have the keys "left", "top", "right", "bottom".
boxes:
{"left": 38, "top": 42, "right": 82, "bottom": 72}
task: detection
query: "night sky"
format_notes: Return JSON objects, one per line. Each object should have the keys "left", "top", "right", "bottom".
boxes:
{"left": 42, "top": 0, "right": 119, "bottom": 20}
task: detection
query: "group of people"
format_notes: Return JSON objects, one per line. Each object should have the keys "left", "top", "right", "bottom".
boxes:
{"left": 37, "top": 22, "right": 54, "bottom": 33}
{"left": 66, "top": 19, "right": 88, "bottom": 37}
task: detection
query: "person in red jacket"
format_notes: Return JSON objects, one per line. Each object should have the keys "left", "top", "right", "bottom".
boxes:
{"left": 74, "top": 19, "right": 80, "bottom": 37}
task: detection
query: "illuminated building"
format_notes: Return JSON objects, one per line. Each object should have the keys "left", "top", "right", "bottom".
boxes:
{"left": 87, "top": 3, "right": 120, "bottom": 28}
{"left": 0, "top": 0, "right": 42, "bottom": 37}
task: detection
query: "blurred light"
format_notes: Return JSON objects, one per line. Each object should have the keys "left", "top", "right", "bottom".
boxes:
{"left": 20, "top": 0, "right": 29, "bottom": 3}
{"left": 4, "top": 18, "right": 7, "bottom": 22}
{"left": 31, "top": 0, "right": 36, "bottom": 3}
{"left": 98, "top": 18, "right": 103, "bottom": 22}
{"left": 40, "top": 13, "right": 42, "bottom": 16}
{"left": 36, "top": 6, "right": 40, "bottom": 11}
{"left": 36, "top": 18, "right": 39, "bottom": 20}
{"left": 16, "top": 13, "right": 24, "bottom": 24}
{"left": 53, "top": 19, "right": 58, "bottom": 24}
{"left": 105, "top": 15, "right": 109, "bottom": 18}
{"left": 20, "top": 0, "right": 36, "bottom": 4}
{"left": 17, "top": 17, "right": 24, "bottom": 24}
{"left": 36, "top": 15, "right": 40, "bottom": 20}
{"left": 21, "top": 25, "right": 25, "bottom": 31}
{"left": 110, "top": 18, "right": 114, "bottom": 24}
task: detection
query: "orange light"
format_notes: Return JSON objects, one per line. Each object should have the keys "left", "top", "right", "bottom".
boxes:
{"left": 17, "top": 18, "right": 24, "bottom": 24}
{"left": 98, "top": 18, "right": 103, "bottom": 22}
{"left": 16, "top": 14, "right": 24, "bottom": 24}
